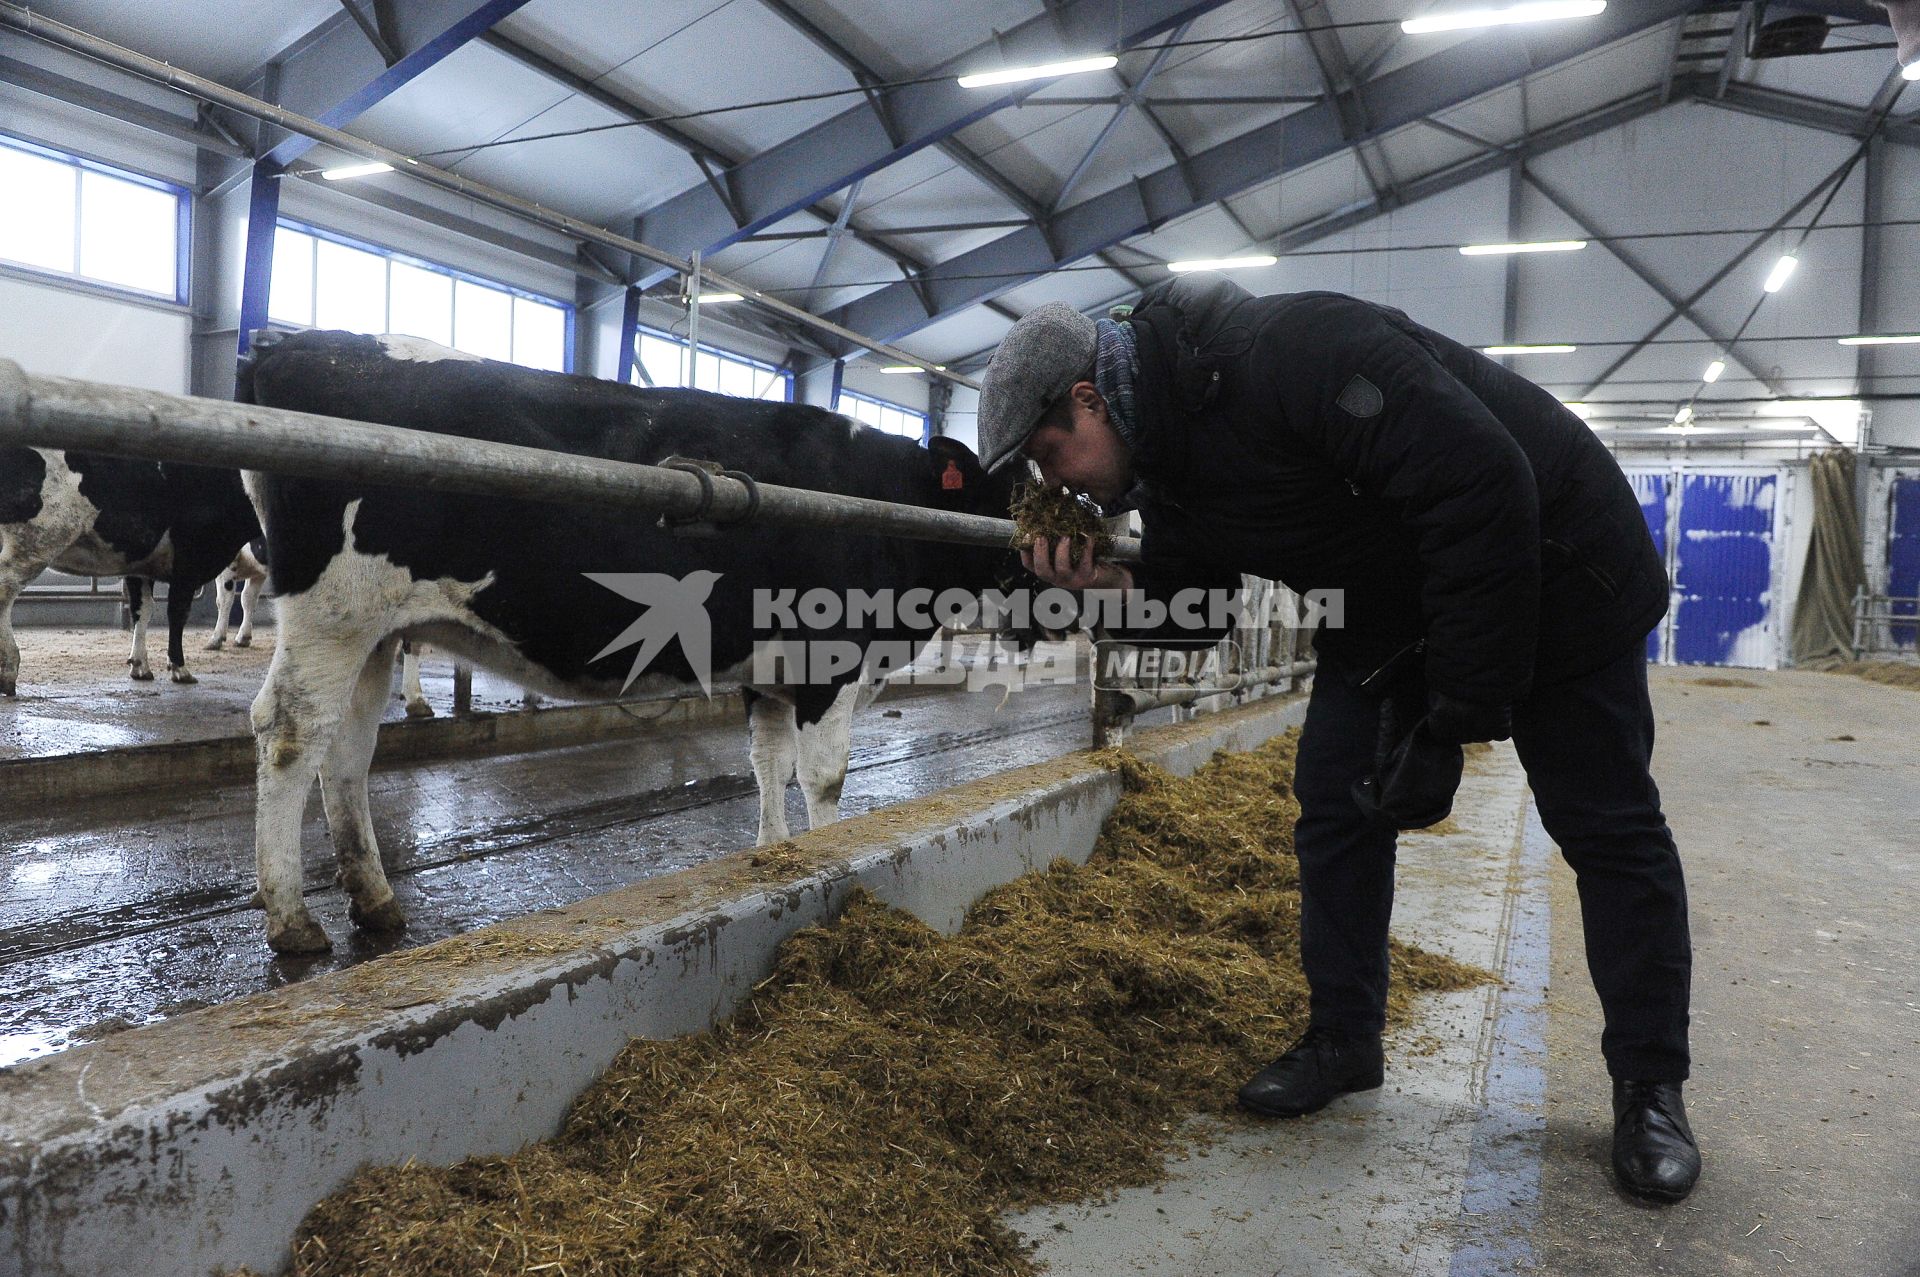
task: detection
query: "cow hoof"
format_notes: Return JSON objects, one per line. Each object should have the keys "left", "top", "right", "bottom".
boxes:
{"left": 170, "top": 668, "right": 198, "bottom": 685}
{"left": 245, "top": 889, "right": 265, "bottom": 910}
{"left": 0, "top": 677, "right": 14, "bottom": 698}
{"left": 235, "top": 634, "right": 253, "bottom": 648}
{"left": 405, "top": 700, "right": 435, "bottom": 720}
{"left": 205, "top": 637, "right": 226, "bottom": 651}
{"left": 129, "top": 662, "right": 154, "bottom": 682}
{"left": 349, "top": 895, "right": 407, "bottom": 933}
{"left": 267, "top": 913, "right": 332, "bottom": 955}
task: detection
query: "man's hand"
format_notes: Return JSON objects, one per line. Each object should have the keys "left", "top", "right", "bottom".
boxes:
{"left": 1426, "top": 693, "right": 1512, "bottom": 745}
{"left": 1020, "top": 535, "right": 1133, "bottom": 592}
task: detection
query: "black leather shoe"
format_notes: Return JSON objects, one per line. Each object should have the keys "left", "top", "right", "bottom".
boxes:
{"left": 1611, "top": 1080, "right": 1701, "bottom": 1203}
{"left": 1237, "top": 1026, "right": 1385, "bottom": 1118}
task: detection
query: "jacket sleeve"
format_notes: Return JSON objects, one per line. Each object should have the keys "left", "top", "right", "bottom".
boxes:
{"left": 1256, "top": 296, "right": 1541, "bottom": 704}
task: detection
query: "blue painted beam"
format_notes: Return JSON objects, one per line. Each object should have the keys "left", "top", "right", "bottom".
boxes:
{"left": 262, "top": 0, "right": 536, "bottom": 167}
{"left": 235, "top": 161, "right": 282, "bottom": 363}
{"left": 616, "top": 287, "right": 642, "bottom": 385}
{"left": 823, "top": 0, "right": 1698, "bottom": 347}
{"left": 629, "top": 0, "right": 1232, "bottom": 289}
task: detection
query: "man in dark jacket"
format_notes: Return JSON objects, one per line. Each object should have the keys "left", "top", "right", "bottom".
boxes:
{"left": 978, "top": 275, "right": 1700, "bottom": 1203}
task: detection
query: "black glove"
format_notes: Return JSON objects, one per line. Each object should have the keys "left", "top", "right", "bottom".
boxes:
{"left": 1425, "top": 693, "right": 1512, "bottom": 746}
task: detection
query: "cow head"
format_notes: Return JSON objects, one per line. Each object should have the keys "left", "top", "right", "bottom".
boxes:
{"left": 925, "top": 434, "right": 1019, "bottom": 522}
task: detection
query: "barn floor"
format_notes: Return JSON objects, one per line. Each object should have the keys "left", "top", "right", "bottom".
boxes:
{"left": 0, "top": 627, "right": 536, "bottom": 761}
{"left": 1012, "top": 666, "right": 1920, "bottom": 1277}
{"left": 0, "top": 673, "right": 1166, "bottom": 1068}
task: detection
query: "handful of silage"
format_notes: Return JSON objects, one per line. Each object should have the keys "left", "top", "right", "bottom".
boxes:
{"left": 1010, "top": 482, "right": 1114, "bottom": 569}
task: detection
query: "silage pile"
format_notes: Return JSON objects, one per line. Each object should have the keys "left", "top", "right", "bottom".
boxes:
{"left": 1009, "top": 483, "right": 1114, "bottom": 567}
{"left": 280, "top": 734, "right": 1486, "bottom": 1277}
{"left": 1835, "top": 659, "right": 1920, "bottom": 691}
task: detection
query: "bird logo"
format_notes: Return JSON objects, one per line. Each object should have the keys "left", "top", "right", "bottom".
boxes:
{"left": 583, "top": 570, "right": 723, "bottom": 695}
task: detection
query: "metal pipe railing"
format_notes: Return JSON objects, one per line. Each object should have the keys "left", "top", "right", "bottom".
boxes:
{"left": 0, "top": 360, "right": 1138, "bottom": 558}
{"left": 0, "top": 1, "right": 971, "bottom": 389}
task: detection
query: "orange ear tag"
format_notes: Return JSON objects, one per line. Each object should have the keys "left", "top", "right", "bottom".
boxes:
{"left": 941, "top": 460, "right": 964, "bottom": 490}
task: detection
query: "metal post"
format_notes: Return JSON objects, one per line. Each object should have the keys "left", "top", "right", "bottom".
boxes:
{"left": 453, "top": 663, "right": 473, "bottom": 716}
{"left": 686, "top": 249, "right": 700, "bottom": 391}
{"left": 235, "top": 162, "right": 281, "bottom": 362}
{"left": 1852, "top": 582, "right": 1866, "bottom": 656}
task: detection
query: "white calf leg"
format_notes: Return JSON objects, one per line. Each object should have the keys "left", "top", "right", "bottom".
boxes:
{"left": 250, "top": 631, "right": 376, "bottom": 954}
{"left": 399, "top": 642, "right": 433, "bottom": 718}
{"left": 795, "top": 680, "right": 867, "bottom": 832}
{"left": 319, "top": 638, "right": 405, "bottom": 933}
{"left": 747, "top": 693, "right": 799, "bottom": 846}
{"left": 235, "top": 573, "right": 261, "bottom": 646}
{"left": 0, "top": 572, "right": 27, "bottom": 697}
{"left": 205, "top": 567, "right": 237, "bottom": 649}
{"left": 126, "top": 578, "right": 155, "bottom": 681}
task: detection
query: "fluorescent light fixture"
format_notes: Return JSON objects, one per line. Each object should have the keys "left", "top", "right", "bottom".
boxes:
{"left": 1762, "top": 254, "right": 1799, "bottom": 293}
{"left": 1838, "top": 333, "right": 1920, "bottom": 346}
{"left": 1673, "top": 405, "right": 1694, "bottom": 425}
{"left": 1402, "top": 1, "right": 1605, "bottom": 35}
{"left": 957, "top": 55, "right": 1117, "bottom": 89}
{"left": 1703, "top": 359, "right": 1726, "bottom": 384}
{"left": 1167, "top": 254, "right": 1278, "bottom": 273}
{"left": 1459, "top": 239, "right": 1587, "bottom": 256}
{"left": 881, "top": 364, "right": 946, "bottom": 373}
{"left": 1484, "top": 344, "right": 1576, "bottom": 355}
{"left": 1905, "top": 60, "right": 1920, "bottom": 82}
{"left": 1560, "top": 401, "right": 1594, "bottom": 419}
{"left": 691, "top": 292, "right": 742, "bottom": 304}
{"left": 319, "top": 161, "right": 394, "bottom": 181}
{"left": 1760, "top": 398, "right": 1864, "bottom": 446}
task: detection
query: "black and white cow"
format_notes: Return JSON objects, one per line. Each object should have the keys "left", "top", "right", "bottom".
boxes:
{"left": 205, "top": 543, "right": 268, "bottom": 651}
{"left": 0, "top": 447, "right": 260, "bottom": 694}
{"left": 238, "top": 330, "right": 1020, "bottom": 953}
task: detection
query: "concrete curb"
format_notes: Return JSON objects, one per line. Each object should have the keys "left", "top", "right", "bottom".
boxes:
{"left": 0, "top": 691, "right": 747, "bottom": 805}
{"left": 0, "top": 693, "right": 1307, "bottom": 1277}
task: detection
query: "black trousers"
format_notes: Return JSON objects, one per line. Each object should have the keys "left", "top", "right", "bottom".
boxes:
{"left": 1293, "top": 644, "right": 1692, "bottom": 1081}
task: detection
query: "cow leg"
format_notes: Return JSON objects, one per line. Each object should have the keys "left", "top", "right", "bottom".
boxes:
{"left": 399, "top": 640, "right": 432, "bottom": 718}
{"left": 320, "top": 638, "right": 405, "bottom": 934}
{"left": 205, "top": 567, "right": 236, "bottom": 649}
{"left": 795, "top": 680, "right": 865, "bottom": 832}
{"left": 125, "top": 578, "right": 155, "bottom": 681}
{"left": 165, "top": 580, "right": 196, "bottom": 683}
{"left": 235, "top": 573, "right": 261, "bottom": 646}
{"left": 747, "top": 691, "right": 798, "bottom": 845}
{"left": 0, "top": 569, "right": 28, "bottom": 697}
{"left": 251, "top": 634, "right": 373, "bottom": 954}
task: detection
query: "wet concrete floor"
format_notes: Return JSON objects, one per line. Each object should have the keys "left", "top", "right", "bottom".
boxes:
{"left": 0, "top": 627, "right": 538, "bottom": 761}
{"left": 0, "top": 677, "right": 1157, "bottom": 1068}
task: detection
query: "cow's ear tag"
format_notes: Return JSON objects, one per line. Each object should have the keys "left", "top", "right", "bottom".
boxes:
{"left": 941, "top": 460, "right": 964, "bottom": 490}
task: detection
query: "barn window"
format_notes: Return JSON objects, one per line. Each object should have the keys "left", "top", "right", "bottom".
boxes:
{"left": 0, "top": 134, "right": 187, "bottom": 303}
{"left": 266, "top": 220, "right": 573, "bottom": 372}
{"left": 837, "top": 389, "right": 929, "bottom": 443}
{"left": 630, "top": 326, "right": 791, "bottom": 401}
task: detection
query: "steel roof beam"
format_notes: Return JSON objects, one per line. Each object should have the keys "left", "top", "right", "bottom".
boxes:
{"left": 826, "top": 0, "right": 1697, "bottom": 348}
{"left": 626, "top": 0, "right": 1230, "bottom": 289}
{"left": 0, "top": 50, "right": 253, "bottom": 160}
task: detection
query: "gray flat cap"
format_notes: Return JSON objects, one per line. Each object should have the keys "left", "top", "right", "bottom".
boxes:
{"left": 976, "top": 301, "right": 1097, "bottom": 474}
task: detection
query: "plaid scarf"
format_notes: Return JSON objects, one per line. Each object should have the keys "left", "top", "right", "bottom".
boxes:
{"left": 1093, "top": 317, "right": 1140, "bottom": 450}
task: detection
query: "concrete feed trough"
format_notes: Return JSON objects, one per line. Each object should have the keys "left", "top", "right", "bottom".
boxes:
{"left": 0, "top": 694, "right": 1306, "bottom": 1277}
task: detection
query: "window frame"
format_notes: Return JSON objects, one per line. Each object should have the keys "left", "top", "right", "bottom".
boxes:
{"left": 836, "top": 387, "right": 931, "bottom": 444}
{"left": 630, "top": 324, "right": 794, "bottom": 402}
{"left": 0, "top": 130, "right": 191, "bottom": 307}
{"left": 268, "top": 218, "right": 575, "bottom": 372}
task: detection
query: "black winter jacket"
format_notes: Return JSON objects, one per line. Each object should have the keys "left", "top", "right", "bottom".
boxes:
{"left": 1118, "top": 276, "right": 1667, "bottom": 704}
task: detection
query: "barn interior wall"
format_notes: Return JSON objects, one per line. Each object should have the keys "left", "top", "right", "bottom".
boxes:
{"left": 0, "top": 85, "right": 193, "bottom": 393}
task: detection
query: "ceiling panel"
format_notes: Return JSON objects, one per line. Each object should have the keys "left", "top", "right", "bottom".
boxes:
{"left": 21, "top": 0, "right": 341, "bottom": 82}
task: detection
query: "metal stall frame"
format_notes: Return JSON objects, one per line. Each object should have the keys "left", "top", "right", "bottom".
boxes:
{"left": 0, "top": 358, "right": 1307, "bottom": 742}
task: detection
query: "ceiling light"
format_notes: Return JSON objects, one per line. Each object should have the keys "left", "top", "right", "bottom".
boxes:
{"left": 1484, "top": 344, "right": 1576, "bottom": 355}
{"left": 957, "top": 55, "right": 1118, "bottom": 89}
{"left": 881, "top": 364, "right": 945, "bottom": 373}
{"left": 1703, "top": 359, "right": 1726, "bottom": 384}
{"left": 319, "top": 161, "right": 394, "bottom": 180}
{"left": 1459, "top": 240, "right": 1587, "bottom": 256}
{"left": 1167, "top": 255, "right": 1278, "bottom": 273}
{"left": 1762, "top": 254, "right": 1799, "bottom": 293}
{"left": 1560, "top": 401, "right": 1594, "bottom": 419}
{"left": 1402, "top": 2, "right": 1606, "bottom": 35}
{"left": 1905, "top": 60, "right": 1920, "bottom": 82}
{"left": 1673, "top": 405, "right": 1694, "bottom": 425}
{"left": 691, "top": 292, "right": 742, "bottom": 304}
{"left": 1838, "top": 333, "right": 1920, "bottom": 346}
